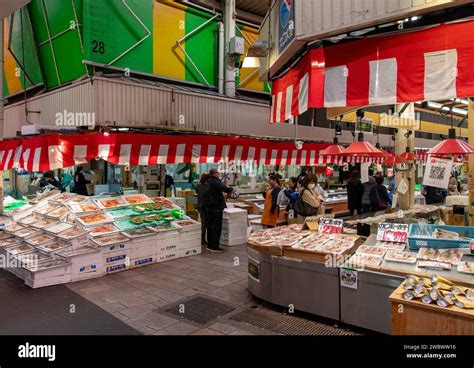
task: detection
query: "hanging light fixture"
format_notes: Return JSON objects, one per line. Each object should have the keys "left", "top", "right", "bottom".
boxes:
{"left": 320, "top": 137, "right": 346, "bottom": 156}
{"left": 344, "top": 132, "right": 387, "bottom": 157}
{"left": 428, "top": 128, "right": 474, "bottom": 155}
{"left": 400, "top": 147, "right": 419, "bottom": 162}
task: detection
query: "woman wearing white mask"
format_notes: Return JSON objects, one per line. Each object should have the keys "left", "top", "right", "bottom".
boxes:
{"left": 294, "top": 174, "right": 323, "bottom": 224}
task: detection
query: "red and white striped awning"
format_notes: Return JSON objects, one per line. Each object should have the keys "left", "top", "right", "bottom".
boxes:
{"left": 270, "top": 20, "right": 474, "bottom": 123}
{"left": 0, "top": 133, "right": 332, "bottom": 172}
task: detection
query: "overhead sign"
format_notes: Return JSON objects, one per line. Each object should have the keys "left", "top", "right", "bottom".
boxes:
{"left": 278, "top": 0, "right": 295, "bottom": 53}
{"left": 357, "top": 118, "right": 373, "bottom": 134}
{"left": 423, "top": 157, "right": 454, "bottom": 190}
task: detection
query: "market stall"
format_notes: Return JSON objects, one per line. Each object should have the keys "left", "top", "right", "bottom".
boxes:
{"left": 0, "top": 189, "right": 202, "bottom": 288}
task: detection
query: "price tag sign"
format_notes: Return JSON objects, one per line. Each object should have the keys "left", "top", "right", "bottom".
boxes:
{"left": 376, "top": 223, "right": 409, "bottom": 242}
{"left": 319, "top": 218, "right": 344, "bottom": 235}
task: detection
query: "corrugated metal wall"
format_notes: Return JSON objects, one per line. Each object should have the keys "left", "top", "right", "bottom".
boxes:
{"left": 2, "top": 76, "right": 443, "bottom": 147}
{"left": 296, "top": 0, "right": 472, "bottom": 40}
{"left": 3, "top": 80, "right": 94, "bottom": 137}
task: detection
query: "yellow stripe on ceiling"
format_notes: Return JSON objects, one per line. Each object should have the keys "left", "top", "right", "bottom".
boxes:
{"left": 3, "top": 20, "right": 22, "bottom": 95}
{"left": 153, "top": 0, "right": 186, "bottom": 80}
{"left": 341, "top": 111, "right": 469, "bottom": 138}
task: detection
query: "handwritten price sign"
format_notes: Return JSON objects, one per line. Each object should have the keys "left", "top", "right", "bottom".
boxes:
{"left": 319, "top": 218, "right": 344, "bottom": 235}
{"left": 376, "top": 223, "right": 409, "bottom": 242}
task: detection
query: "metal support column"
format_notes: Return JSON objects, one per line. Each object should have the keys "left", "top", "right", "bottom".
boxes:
{"left": 395, "top": 103, "right": 415, "bottom": 210}
{"left": 0, "top": 19, "right": 4, "bottom": 213}
{"left": 224, "top": 0, "right": 236, "bottom": 97}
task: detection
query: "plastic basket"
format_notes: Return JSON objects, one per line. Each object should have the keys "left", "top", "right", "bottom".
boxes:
{"left": 408, "top": 224, "right": 473, "bottom": 250}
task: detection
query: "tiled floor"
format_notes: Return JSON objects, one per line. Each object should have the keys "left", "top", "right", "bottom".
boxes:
{"left": 67, "top": 244, "right": 269, "bottom": 335}
{"left": 67, "top": 245, "right": 358, "bottom": 335}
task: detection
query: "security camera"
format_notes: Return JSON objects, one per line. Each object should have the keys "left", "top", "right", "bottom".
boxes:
{"left": 295, "top": 140, "right": 304, "bottom": 150}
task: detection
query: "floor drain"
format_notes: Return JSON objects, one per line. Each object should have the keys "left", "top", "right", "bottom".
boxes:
{"left": 164, "top": 296, "right": 235, "bottom": 326}
{"left": 230, "top": 307, "right": 357, "bottom": 336}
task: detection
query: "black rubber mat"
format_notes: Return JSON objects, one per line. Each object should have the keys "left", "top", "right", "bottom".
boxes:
{"left": 164, "top": 296, "right": 235, "bottom": 325}
{"left": 0, "top": 270, "right": 140, "bottom": 335}
{"left": 230, "top": 306, "right": 357, "bottom": 336}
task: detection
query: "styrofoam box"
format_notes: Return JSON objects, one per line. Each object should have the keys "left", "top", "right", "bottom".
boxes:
{"left": 156, "top": 251, "right": 179, "bottom": 263}
{"left": 179, "top": 239, "right": 201, "bottom": 250}
{"left": 180, "top": 230, "right": 201, "bottom": 242}
{"left": 99, "top": 239, "right": 133, "bottom": 257}
{"left": 131, "top": 256, "right": 155, "bottom": 269}
{"left": 103, "top": 251, "right": 130, "bottom": 266}
{"left": 23, "top": 259, "right": 72, "bottom": 285}
{"left": 223, "top": 208, "right": 248, "bottom": 219}
{"left": 130, "top": 244, "right": 156, "bottom": 260}
{"left": 157, "top": 243, "right": 179, "bottom": 254}
{"left": 25, "top": 274, "right": 72, "bottom": 289}
{"left": 105, "top": 262, "right": 130, "bottom": 274}
{"left": 178, "top": 246, "right": 202, "bottom": 258}
{"left": 57, "top": 232, "right": 90, "bottom": 249}
{"left": 129, "top": 234, "right": 158, "bottom": 249}
{"left": 156, "top": 232, "right": 180, "bottom": 247}
{"left": 59, "top": 246, "right": 104, "bottom": 281}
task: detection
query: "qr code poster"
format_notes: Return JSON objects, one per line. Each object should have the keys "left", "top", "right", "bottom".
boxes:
{"left": 422, "top": 157, "right": 454, "bottom": 189}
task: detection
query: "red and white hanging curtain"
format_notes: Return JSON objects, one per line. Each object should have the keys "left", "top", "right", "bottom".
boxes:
{"left": 270, "top": 20, "right": 474, "bottom": 123}
{"left": 0, "top": 133, "right": 331, "bottom": 172}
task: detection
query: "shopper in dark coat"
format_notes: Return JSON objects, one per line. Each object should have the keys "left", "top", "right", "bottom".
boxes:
{"left": 202, "top": 168, "right": 233, "bottom": 252}
{"left": 39, "top": 171, "right": 61, "bottom": 190}
{"left": 73, "top": 166, "right": 91, "bottom": 196}
{"left": 423, "top": 186, "right": 448, "bottom": 204}
{"left": 369, "top": 175, "right": 392, "bottom": 212}
{"left": 197, "top": 173, "right": 210, "bottom": 246}
{"left": 346, "top": 170, "right": 363, "bottom": 216}
{"left": 361, "top": 168, "right": 376, "bottom": 213}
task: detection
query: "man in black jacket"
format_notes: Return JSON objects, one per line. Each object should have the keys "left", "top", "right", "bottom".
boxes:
{"left": 203, "top": 167, "right": 233, "bottom": 252}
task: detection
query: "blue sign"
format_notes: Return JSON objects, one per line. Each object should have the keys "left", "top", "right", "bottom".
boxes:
{"left": 279, "top": 0, "right": 295, "bottom": 53}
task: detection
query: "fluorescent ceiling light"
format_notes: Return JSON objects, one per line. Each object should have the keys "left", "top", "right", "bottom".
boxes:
{"left": 242, "top": 57, "right": 260, "bottom": 68}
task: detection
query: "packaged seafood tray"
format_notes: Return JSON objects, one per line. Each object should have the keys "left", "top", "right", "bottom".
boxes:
{"left": 45, "top": 222, "right": 75, "bottom": 235}
{"left": 0, "top": 236, "right": 23, "bottom": 252}
{"left": 58, "top": 246, "right": 103, "bottom": 281}
{"left": 408, "top": 224, "right": 474, "bottom": 250}
{"left": 94, "top": 197, "right": 127, "bottom": 209}
{"left": 24, "top": 233, "right": 56, "bottom": 247}
{"left": 90, "top": 232, "right": 130, "bottom": 247}
{"left": 356, "top": 245, "right": 387, "bottom": 257}
{"left": 375, "top": 241, "right": 406, "bottom": 251}
{"left": 457, "top": 261, "right": 474, "bottom": 274}
{"left": 67, "top": 202, "right": 102, "bottom": 214}
{"left": 15, "top": 250, "right": 52, "bottom": 268}
{"left": 151, "top": 197, "right": 178, "bottom": 209}
{"left": 34, "top": 204, "right": 61, "bottom": 216}
{"left": 173, "top": 219, "right": 201, "bottom": 232}
{"left": 30, "top": 218, "right": 59, "bottom": 230}
{"left": 50, "top": 192, "right": 77, "bottom": 204}
{"left": 347, "top": 254, "right": 384, "bottom": 268}
{"left": 66, "top": 195, "right": 89, "bottom": 204}
{"left": 122, "top": 226, "right": 160, "bottom": 239}
{"left": 384, "top": 250, "right": 417, "bottom": 264}
{"left": 56, "top": 226, "right": 90, "bottom": 248}
{"left": 23, "top": 259, "right": 72, "bottom": 288}
{"left": 438, "top": 249, "right": 464, "bottom": 265}
{"left": 17, "top": 214, "right": 42, "bottom": 226}
{"left": 4, "top": 243, "right": 35, "bottom": 257}
{"left": 36, "top": 241, "right": 71, "bottom": 255}
{"left": 13, "top": 227, "right": 42, "bottom": 239}
{"left": 0, "top": 232, "right": 13, "bottom": 240}
{"left": 88, "top": 223, "right": 122, "bottom": 237}
{"left": 29, "top": 190, "right": 60, "bottom": 204}
{"left": 121, "top": 194, "right": 153, "bottom": 206}
{"left": 45, "top": 206, "right": 71, "bottom": 220}
{"left": 3, "top": 224, "right": 26, "bottom": 234}
{"left": 417, "top": 247, "right": 440, "bottom": 261}
{"left": 149, "top": 222, "right": 181, "bottom": 234}
{"left": 75, "top": 212, "right": 114, "bottom": 227}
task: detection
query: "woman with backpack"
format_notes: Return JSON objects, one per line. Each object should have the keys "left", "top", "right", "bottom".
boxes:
{"left": 261, "top": 174, "right": 282, "bottom": 228}
{"left": 369, "top": 175, "right": 392, "bottom": 212}
{"left": 294, "top": 174, "right": 322, "bottom": 224}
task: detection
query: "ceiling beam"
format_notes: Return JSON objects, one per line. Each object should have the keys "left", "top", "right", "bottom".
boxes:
{"left": 185, "top": 0, "right": 265, "bottom": 25}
